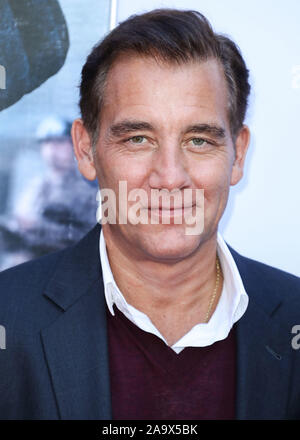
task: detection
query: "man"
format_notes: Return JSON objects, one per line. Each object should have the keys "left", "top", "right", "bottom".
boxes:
{"left": 0, "top": 9, "right": 300, "bottom": 420}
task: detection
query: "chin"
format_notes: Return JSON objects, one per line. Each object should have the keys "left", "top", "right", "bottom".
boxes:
{"left": 139, "top": 225, "right": 203, "bottom": 262}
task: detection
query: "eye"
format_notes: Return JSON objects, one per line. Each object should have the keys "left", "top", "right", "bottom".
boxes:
{"left": 190, "top": 138, "right": 207, "bottom": 147}
{"left": 128, "top": 136, "right": 147, "bottom": 144}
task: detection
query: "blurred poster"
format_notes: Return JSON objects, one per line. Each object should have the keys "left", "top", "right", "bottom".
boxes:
{"left": 0, "top": 0, "right": 111, "bottom": 270}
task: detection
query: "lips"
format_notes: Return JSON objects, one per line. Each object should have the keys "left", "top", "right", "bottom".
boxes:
{"left": 146, "top": 205, "right": 195, "bottom": 220}
{"left": 147, "top": 204, "right": 194, "bottom": 210}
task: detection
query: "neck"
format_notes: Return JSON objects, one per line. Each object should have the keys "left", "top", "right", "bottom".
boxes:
{"left": 103, "top": 225, "right": 223, "bottom": 345}
{"left": 102, "top": 226, "right": 223, "bottom": 332}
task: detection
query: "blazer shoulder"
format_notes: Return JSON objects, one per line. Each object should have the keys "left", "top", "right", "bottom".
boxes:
{"left": 0, "top": 248, "right": 69, "bottom": 326}
{"left": 228, "top": 245, "right": 300, "bottom": 301}
{"left": 0, "top": 224, "right": 101, "bottom": 335}
{"left": 0, "top": 247, "right": 67, "bottom": 286}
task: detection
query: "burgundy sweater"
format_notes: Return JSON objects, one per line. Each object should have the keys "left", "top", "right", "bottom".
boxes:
{"left": 106, "top": 305, "right": 236, "bottom": 420}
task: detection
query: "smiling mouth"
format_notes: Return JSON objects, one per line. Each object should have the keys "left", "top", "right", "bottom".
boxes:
{"left": 147, "top": 204, "right": 195, "bottom": 210}
{"left": 146, "top": 205, "right": 195, "bottom": 218}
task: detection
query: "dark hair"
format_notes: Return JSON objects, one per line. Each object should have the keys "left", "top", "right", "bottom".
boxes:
{"left": 79, "top": 9, "right": 250, "bottom": 146}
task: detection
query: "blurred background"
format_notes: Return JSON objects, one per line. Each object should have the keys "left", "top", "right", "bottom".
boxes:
{"left": 0, "top": 0, "right": 111, "bottom": 270}
{"left": 0, "top": 0, "right": 299, "bottom": 276}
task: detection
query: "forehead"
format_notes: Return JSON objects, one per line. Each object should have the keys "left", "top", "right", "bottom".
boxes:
{"left": 101, "top": 55, "right": 229, "bottom": 129}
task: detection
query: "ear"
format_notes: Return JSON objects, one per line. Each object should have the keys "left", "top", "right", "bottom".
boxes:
{"left": 230, "top": 125, "right": 250, "bottom": 186}
{"left": 71, "top": 119, "right": 97, "bottom": 181}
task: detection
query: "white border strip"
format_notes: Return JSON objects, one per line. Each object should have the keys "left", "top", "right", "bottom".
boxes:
{"left": 109, "top": 0, "right": 118, "bottom": 30}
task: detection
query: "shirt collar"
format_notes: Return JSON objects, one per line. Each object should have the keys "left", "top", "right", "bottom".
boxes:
{"left": 100, "top": 227, "right": 248, "bottom": 316}
{"left": 100, "top": 229, "right": 134, "bottom": 320}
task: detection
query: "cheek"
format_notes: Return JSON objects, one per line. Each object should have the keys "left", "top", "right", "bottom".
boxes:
{"left": 191, "top": 157, "right": 232, "bottom": 199}
{"left": 194, "top": 160, "right": 232, "bottom": 226}
{"left": 95, "top": 150, "right": 150, "bottom": 191}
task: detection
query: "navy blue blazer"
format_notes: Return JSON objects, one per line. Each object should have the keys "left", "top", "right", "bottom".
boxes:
{"left": 0, "top": 223, "right": 300, "bottom": 420}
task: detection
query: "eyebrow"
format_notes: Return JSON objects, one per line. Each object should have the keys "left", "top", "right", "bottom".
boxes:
{"left": 185, "top": 123, "right": 226, "bottom": 139}
{"left": 109, "top": 120, "right": 154, "bottom": 137}
{"left": 108, "top": 119, "right": 226, "bottom": 139}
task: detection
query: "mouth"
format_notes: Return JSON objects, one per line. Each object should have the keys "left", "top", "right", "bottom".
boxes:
{"left": 146, "top": 204, "right": 195, "bottom": 219}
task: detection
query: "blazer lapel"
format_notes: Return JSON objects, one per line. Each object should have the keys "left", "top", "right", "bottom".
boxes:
{"left": 41, "top": 223, "right": 112, "bottom": 420}
{"left": 39, "top": 228, "right": 292, "bottom": 420}
{"left": 231, "top": 248, "right": 292, "bottom": 419}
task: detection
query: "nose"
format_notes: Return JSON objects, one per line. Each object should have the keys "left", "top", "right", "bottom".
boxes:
{"left": 148, "top": 142, "right": 191, "bottom": 191}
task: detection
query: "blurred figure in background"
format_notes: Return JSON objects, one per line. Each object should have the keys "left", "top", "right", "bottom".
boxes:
{"left": 0, "top": 116, "right": 98, "bottom": 270}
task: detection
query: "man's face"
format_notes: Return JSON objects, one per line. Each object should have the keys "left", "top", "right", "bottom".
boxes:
{"left": 78, "top": 55, "right": 249, "bottom": 261}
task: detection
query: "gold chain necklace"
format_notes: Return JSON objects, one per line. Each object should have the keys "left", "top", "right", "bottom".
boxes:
{"left": 204, "top": 255, "right": 221, "bottom": 323}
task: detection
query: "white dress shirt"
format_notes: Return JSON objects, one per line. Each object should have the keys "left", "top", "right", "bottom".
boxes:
{"left": 99, "top": 229, "right": 249, "bottom": 354}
